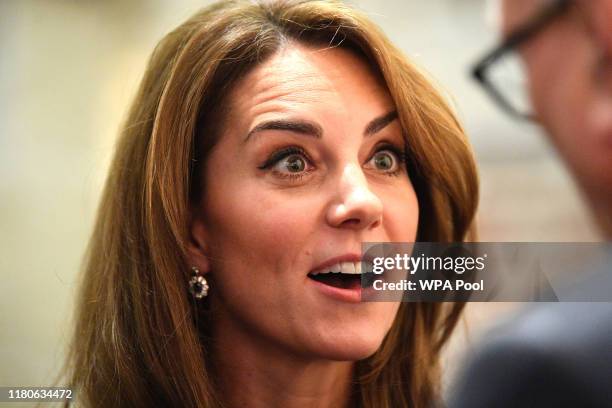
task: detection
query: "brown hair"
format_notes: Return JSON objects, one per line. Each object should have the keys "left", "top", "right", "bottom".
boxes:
{"left": 64, "top": 1, "right": 478, "bottom": 406}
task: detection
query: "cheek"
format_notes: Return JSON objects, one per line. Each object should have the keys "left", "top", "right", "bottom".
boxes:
{"left": 525, "top": 35, "right": 611, "bottom": 180}
{"left": 203, "top": 174, "right": 317, "bottom": 270}
{"left": 525, "top": 33, "right": 593, "bottom": 141}
{"left": 380, "top": 184, "right": 419, "bottom": 242}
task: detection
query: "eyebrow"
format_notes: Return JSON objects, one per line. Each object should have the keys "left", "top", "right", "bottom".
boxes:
{"left": 364, "top": 110, "right": 398, "bottom": 136}
{"left": 244, "top": 110, "right": 398, "bottom": 143}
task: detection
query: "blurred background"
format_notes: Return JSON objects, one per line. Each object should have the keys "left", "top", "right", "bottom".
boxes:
{"left": 0, "top": 0, "right": 601, "bottom": 400}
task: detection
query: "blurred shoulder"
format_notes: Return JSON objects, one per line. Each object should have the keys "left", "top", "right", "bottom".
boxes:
{"left": 448, "top": 302, "right": 612, "bottom": 408}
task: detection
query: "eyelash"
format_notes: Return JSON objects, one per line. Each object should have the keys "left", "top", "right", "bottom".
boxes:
{"left": 257, "top": 146, "right": 314, "bottom": 181}
{"left": 258, "top": 143, "right": 407, "bottom": 182}
{"left": 374, "top": 143, "right": 406, "bottom": 177}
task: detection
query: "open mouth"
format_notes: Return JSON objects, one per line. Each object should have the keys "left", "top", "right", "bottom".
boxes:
{"left": 307, "top": 261, "right": 376, "bottom": 290}
{"left": 308, "top": 273, "right": 362, "bottom": 290}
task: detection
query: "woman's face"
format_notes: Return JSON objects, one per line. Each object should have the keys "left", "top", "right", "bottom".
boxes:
{"left": 193, "top": 43, "right": 419, "bottom": 361}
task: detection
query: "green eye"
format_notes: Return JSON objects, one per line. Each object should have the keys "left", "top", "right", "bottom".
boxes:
{"left": 259, "top": 146, "right": 314, "bottom": 182}
{"left": 282, "top": 155, "right": 306, "bottom": 173}
{"left": 373, "top": 151, "right": 396, "bottom": 171}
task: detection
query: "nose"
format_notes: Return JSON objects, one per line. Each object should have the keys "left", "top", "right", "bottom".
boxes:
{"left": 326, "top": 163, "right": 383, "bottom": 230}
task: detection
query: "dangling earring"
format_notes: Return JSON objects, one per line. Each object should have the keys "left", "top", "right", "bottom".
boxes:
{"left": 189, "top": 266, "right": 209, "bottom": 299}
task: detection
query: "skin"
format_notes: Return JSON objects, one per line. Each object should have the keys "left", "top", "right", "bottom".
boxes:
{"left": 188, "top": 44, "right": 419, "bottom": 408}
{"left": 502, "top": 0, "right": 612, "bottom": 237}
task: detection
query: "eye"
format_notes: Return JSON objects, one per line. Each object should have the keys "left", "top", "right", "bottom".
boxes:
{"left": 276, "top": 154, "right": 308, "bottom": 174}
{"left": 367, "top": 144, "right": 405, "bottom": 176}
{"left": 258, "top": 146, "right": 314, "bottom": 180}
{"left": 372, "top": 151, "right": 396, "bottom": 171}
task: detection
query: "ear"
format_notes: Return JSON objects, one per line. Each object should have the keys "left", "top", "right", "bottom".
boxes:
{"left": 187, "top": 209, "right": 211, "bottom": 275}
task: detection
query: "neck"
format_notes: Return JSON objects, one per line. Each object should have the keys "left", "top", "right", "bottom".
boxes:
{"left": 209, "top": 311, "right": 356, "bottom": 408}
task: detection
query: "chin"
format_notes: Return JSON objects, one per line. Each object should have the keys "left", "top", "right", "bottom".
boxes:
{"left": 311, "top": 331, "right": 388, "bottom": 361}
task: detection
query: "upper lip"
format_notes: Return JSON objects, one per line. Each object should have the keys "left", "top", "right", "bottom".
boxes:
{"left": 309, "top": 253, "right": 372, "bottom": 274}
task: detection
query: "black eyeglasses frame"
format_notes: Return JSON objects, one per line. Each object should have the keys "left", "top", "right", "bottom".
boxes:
{"left": 471, "top": 0, "right": 572, "bottom": 120}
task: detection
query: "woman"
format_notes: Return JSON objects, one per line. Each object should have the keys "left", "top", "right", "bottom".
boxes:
{"left": 64, "top": 0, "right": 478, "bottom": 406}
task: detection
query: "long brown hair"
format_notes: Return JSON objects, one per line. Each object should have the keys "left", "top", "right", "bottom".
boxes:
{"left": 64, "top": 1, "right": 479, "bottom": 406}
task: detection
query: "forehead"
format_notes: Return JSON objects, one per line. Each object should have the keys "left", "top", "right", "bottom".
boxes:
{"left": 225, "top": 43, "right": 394, "bottom": 126}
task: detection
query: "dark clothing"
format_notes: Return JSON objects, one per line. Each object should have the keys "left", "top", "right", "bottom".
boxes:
{"left": 449, "top": 271, "right": 612, "bottom": 408}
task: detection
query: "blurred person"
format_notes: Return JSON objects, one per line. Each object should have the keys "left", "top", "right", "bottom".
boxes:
{"left": 450, "top": 0, "right": 612, "bottom": 407}
{"left": 62, "top": 1, "right": 479, "bottom": 407}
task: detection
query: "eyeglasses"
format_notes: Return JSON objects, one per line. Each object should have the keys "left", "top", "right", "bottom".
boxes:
{"left": 471, "top": 0, "right": 572, "bottom": 120}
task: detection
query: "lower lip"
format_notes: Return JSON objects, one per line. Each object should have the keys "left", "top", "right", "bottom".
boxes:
{"left": 307, "top": 276, "right": 377, "bottom": 303}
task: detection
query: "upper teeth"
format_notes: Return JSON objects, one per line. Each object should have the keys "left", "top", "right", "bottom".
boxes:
{"left": 311, "top": 261, "right": 367, "bottom": 275}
